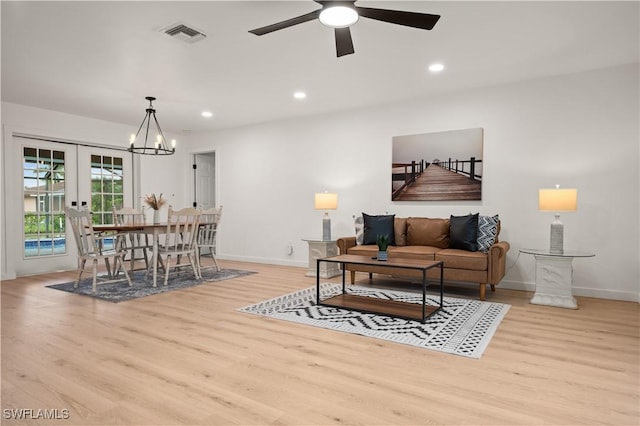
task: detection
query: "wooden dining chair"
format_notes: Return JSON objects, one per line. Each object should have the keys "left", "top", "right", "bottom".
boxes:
{"left": 65, "top": 206, "right": 132, "bottom": 292}
{"left": 147, "top": 206, "right": 201, "bottom": 286}
{"left": 112, "top": 206, "right": 152, "bottom": 273}
{"left": 197, "top": 206, "right": 223, "bottom": 273}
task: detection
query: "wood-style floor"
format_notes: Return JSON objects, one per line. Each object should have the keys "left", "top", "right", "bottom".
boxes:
{"left": 2, "top": 259, "right": 638, "bottom": 425}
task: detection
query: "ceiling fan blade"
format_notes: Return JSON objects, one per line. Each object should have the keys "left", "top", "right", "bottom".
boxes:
{"left": 249, "top": 9, "right": 321, "bottom": 35}
{"left": 355, "top": 6, "right": 440, "bottom": 30}
{"left": 335, "top": 27, "right": 354, "bottom": 57}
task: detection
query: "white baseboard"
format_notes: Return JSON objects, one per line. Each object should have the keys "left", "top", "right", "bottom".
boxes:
{"left": 218, "top": 254, "right": 307, "bottom": 269}
{"left": 498, "top": 279, "right": 536, "bottom": 293}
{"left": 1, "top": 272, "right": 17, "bottom": 281}
{"left": 572, "top": 286, "right": 639, "bottom": 303}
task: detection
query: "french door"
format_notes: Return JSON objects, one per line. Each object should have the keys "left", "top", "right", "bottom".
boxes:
{"left": 8, "top": 136, "right": 133, "bottom": 276}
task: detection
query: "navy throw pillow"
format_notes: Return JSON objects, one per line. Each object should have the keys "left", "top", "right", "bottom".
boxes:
{"left": 362, "top": 213, "right": 396, "bottom": 246}
{"left": 449, "top": 213, "right": 479, "bottom": 251}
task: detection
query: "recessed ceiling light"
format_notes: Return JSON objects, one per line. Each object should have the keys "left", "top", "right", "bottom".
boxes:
{"left": 428, "top": 63, "right": 445, "bottom": 73}
{"left": 201, "top": 111, "right": 213, "bottom": 118}
{"left": 293, "top": 91, "right": 307, "bottom": 100}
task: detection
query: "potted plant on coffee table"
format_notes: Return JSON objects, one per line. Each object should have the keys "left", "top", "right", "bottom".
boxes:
{"left": 376, "top": 234, "right": 390, "bottom": 261}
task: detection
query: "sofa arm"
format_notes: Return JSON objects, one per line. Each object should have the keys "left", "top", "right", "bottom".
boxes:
{"left": 487, "top": 241, "right": 510, "bottom": 285}
{"left": 336, "top": 237, "right": 357, "bottom": 255}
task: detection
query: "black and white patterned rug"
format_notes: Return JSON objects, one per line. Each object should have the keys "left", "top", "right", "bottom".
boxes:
{"left": 47, "top": 268, "right": 255, "bottom": 303}
{"left": 238, "top": 283, "right": 510, "bottom": 359}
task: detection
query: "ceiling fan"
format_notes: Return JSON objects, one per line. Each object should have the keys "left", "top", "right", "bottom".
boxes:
{"left": 249, "top": 1, "right": 440, "bottom": 57}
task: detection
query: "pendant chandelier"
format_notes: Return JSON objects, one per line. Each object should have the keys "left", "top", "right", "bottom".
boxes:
{"left": 128, "top": 96, "right": 176, "bottom": 155}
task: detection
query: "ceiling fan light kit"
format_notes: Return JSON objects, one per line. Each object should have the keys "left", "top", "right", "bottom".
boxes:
{"left": 319, "top": 5, "right": 359, "bottom": 28}
{"left": 249, "top": 0, "right": 440, "bottom": 57}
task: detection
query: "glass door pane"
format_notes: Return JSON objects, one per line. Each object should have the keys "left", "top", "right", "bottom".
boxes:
{"left": 90, "top": 154, "right": 125, "bottom": 225}
{"left": 87, "top": 153, "right": 127, "bottom": 250}
{"left": 22, "top": 147, "right": 67, "bottom": 258}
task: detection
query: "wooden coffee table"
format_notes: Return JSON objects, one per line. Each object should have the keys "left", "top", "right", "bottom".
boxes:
{"left": 316, "top": 254, "right": 444, "bottom": 323}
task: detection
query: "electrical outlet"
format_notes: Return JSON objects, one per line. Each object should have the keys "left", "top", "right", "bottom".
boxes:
{"left": 286, "top": 241, "right": 294, "bottom": 256}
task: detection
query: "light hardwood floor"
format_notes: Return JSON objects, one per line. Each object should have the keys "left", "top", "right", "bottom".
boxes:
{"left": 2, "top": 259, "right": 638, "bottom": 425}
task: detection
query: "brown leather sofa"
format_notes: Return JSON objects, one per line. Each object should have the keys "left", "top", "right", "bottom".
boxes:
{"left": 336, "top": 216, "right": 510, "bottom": 300}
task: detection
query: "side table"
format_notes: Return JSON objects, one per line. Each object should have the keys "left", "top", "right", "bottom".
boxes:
{"left": 520, "top": 248, "right": 595, "bottom": 309}
{"left": 302, "top": 239, "right": 340, "bottom": 278}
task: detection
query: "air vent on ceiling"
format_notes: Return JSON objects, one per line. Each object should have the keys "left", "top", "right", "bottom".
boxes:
{"left": 160, "top": 22, "right": 207, "bottom": 44}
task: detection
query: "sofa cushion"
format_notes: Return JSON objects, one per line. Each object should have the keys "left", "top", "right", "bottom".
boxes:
{"left": 436, "top": 249, "right": 488, "bottom": 271}
{"left": 406, "top": 218, "right": 449, "bottom": 248}
{"left": 394, "top": 217, "right": 408, "bottom": 247}
{"left": 477, "top": 214, "right": 500, "bottom": 252}
{"left": 389, "top": 245, "right": 438, "bottom": 260}
{"left": 362, "top": 213, "right": 396, "bottom": 246}
{"left": 449, "top": 213, "right": 479, "bottom": 251}
{"left": 346, "top": 244, "right": 378, "bottom": 257}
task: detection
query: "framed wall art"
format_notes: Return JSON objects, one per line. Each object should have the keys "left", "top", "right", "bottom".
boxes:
{"left": 392, "top": 128, "right": 484, "bottom": 201}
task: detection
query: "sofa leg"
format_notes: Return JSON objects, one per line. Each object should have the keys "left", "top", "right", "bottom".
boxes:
{"left": 368, "top": 272, "right": 373, "bottom": 281}
{"left": 350, "top": 271, "right": 356, "bottom": 284}
{"left": 490, "top": 284, "right": 496, "bottom": 293}
{"left": 479, "top": 283, "right": 486, "bottom": 301}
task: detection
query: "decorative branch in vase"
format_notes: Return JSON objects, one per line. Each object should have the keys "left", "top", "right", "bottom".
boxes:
{"left": 144, "top": 193, "right": 166, "bottom": 223}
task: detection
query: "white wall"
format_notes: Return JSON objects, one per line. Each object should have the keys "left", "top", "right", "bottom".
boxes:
{"left": 0, "top": 103, "right": 188, "bottom": 279}
{"left": 188, "top": 64, "right": 639, "bottom": 302}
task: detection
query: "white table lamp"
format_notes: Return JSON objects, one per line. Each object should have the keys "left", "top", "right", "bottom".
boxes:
{"left": 539, "top": 186, "right": 577, "bottom": 254}
{"left": 315, "top": 192, "right": 338, "bottom": 241}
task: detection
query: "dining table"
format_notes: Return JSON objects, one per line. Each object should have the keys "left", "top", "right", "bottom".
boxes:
{"left": 92, "top": 222, "right": 185, "bottom": 288}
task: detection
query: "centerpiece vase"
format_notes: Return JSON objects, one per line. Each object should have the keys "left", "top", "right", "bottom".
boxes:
{"left": 153, "top": 209, "right": 160, "bottom": 224}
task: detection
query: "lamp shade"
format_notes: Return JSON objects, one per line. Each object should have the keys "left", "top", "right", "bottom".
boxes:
{"left": 315, "top": 192, "right": 338, "bottom": 210}
{"left": 538, "top": 188, "right": 578, "bottom": 212}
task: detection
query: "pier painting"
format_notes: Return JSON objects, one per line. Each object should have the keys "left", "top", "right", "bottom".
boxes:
{"left": 392, "top": 128, "right": 483, "bottom": 201}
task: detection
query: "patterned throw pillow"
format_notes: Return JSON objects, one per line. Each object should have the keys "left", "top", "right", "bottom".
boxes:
{"left": 353, "top": 215, "right": 364, "bottom": 245}
{"left": 477, "top": 214, "right": 500, "bottom": 252}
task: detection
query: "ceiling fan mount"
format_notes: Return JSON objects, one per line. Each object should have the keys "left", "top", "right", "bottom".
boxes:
{"left": 249, "top": 0, "right": 440, "bottom": 57}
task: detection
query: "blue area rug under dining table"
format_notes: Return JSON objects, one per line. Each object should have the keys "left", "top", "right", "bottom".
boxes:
{"left": 47, "top": 268, "right": 256, "bottom": 302}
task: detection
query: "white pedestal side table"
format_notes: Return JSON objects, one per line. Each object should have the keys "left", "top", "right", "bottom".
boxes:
{"left": 520, "top": 248, "right": 595, "bottom": 309}
{"left": 303, "top": 239, "right": 340, "bottom": 278}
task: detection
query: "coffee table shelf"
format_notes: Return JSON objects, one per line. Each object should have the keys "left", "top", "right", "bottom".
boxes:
{"left": 316, "top": 254, "right": 443, "bottom": 323}
{"left": 321, "top": 293, "right": 441, "bottom": 321}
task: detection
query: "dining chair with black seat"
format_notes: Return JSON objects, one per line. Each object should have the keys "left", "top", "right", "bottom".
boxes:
{"left": 197, "top": 206, "right": 223, "bottom": 273}
{"left": 112, "top": 206, "right": 152, "bottom": 273}
{"left": 147, "top": 206, "right": 201, "bottom": 286}
{"left": 65, "top": 206, "right": 132, "bottom": 292}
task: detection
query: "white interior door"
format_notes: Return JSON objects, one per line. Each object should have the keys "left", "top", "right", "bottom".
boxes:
{"left": 7, "top": 136, "right": 132, "bottom": 276}
{"left": 194, "top": 152, "right": 216, "bottom": 208}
